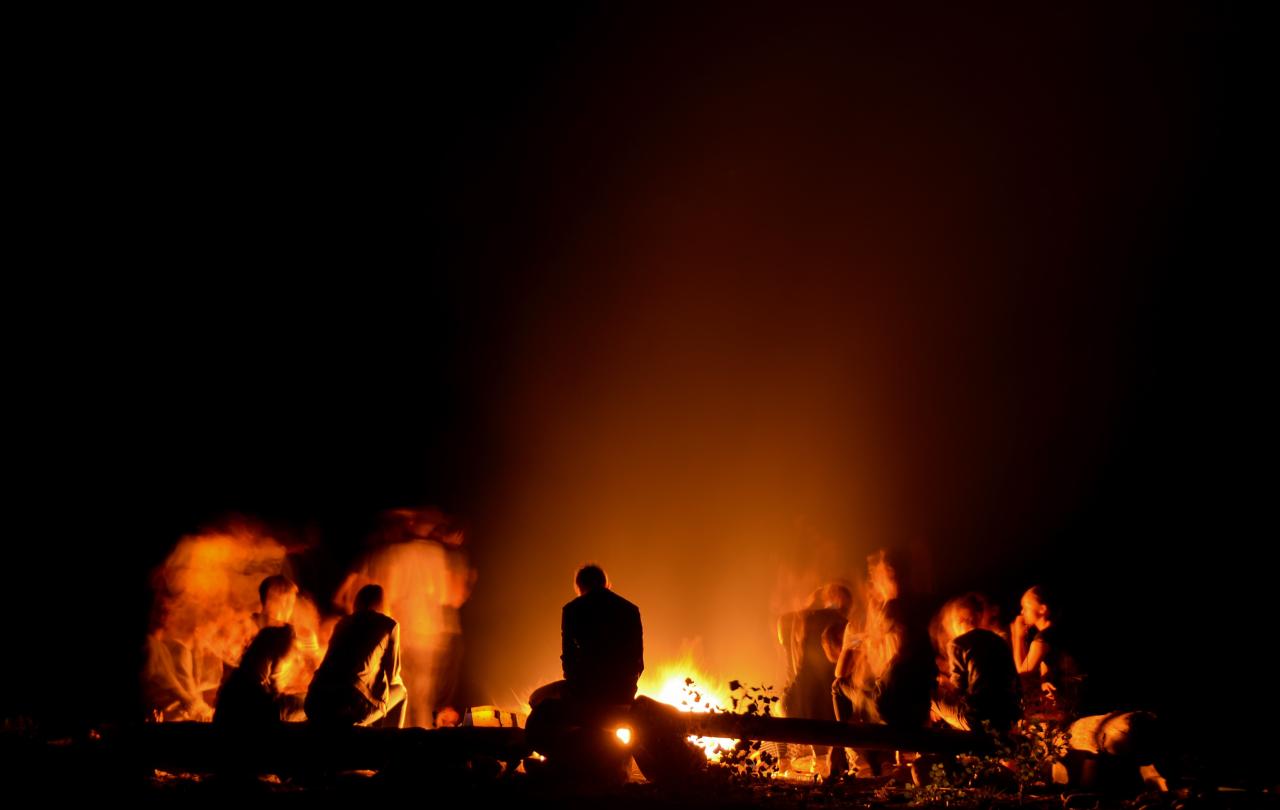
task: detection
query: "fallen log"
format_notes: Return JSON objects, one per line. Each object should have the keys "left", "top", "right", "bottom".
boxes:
{"left": 118, "top": 713, "right": 990, "bottom": 775}
{"left": 680, "top": 713, "right": 994, "bottom": 754}
{"left": 126, "top": 722, "right": 530, "bottom": 774}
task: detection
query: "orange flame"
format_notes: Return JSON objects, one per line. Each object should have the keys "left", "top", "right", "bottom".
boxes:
{"left": 637, "top": 653, "right": 739, "bottom": 760}
{"left": 144, "top": 520, "right": 325, "bottom": 721}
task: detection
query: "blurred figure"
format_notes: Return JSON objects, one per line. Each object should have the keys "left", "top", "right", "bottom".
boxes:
{"left": 142, "top": 603, "right": 217, "bottom": 722}
{"left": 830, "top": 549, "right": 934, "bottom": 777}
{"left": 214, "top": 576, "right": 305, "bottom": 727}
{"left": 777, "top": 583, "right": 851, "bottom": 773}
{"left": 335, "top": 507, "right": 474, "bottom": 727}
{"left": 306, "top": 584, "right": 407, "bottom": 728}
{"left": 145, "top": 520, "right": 298, "bottom": 719}
{"left": 931, "top": 593, "right": 1021, "bottom": 733}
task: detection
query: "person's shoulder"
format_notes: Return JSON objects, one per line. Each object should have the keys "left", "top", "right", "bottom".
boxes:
{"left": 810, "top": 607, "right": 845, "bottom": 626}
{"left": 348, "top": 609, "right": 396, "bottom": 634}
{"left": 591, "top": 588, "right": 641, "bottom": 615}
{"left": 963, "top": 628, "right": 1011, "bottom": 654}
{"left": 375, "top": 612, "right": 398, "bottom": 633}
{"left": 1034, "top": 625, "right": 1060, "bottom": 645}
{"left": 252, "top": 624, "right": 294, "bottom": 644}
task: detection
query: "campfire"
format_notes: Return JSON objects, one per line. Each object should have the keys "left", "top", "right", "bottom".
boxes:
{"left": 636, "top": 654, "right": 747, "bottom": 761}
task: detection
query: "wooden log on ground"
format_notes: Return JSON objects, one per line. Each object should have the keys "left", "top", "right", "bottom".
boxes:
{"left": 126, "top": 722, "right": 530, "bottom": 774}
{"left": 681, "top": 713, "right": 994, "bottom": 754}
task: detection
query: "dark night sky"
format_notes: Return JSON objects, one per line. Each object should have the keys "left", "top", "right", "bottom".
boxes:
{"left": 7, "top": 2, "right": 1271, "bottom": 775}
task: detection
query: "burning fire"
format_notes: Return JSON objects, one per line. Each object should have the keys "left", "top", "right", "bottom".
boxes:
{"left": 637, "top": 653, "right": 740, "bottom": 760}
{"left": 144, "top": 521, "right": 327, "bottom": 721}
{"left": 145, "top": 509, "right": 470, "bottom": 726}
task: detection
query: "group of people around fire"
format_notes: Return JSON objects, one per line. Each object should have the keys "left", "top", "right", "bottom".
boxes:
{"left": 143, "top": 508, "right": 471, "bottom": 731}
{"left": 776, "top": 548, "right": 1086, "bottom": 778}
{"left": 145, "top": 531, "right": 1124, "bottom": 784}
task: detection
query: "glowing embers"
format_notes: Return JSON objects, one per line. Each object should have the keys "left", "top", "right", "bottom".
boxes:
{"left": 637, "top": 655, "right": 741, "bottom": 760}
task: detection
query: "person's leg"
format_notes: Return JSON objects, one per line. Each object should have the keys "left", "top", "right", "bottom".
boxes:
{"left": 376, "top": 684, "right": 409, "bottom": 728}
{"left": 827, "top": 679, "right": 853, "bottom": 777}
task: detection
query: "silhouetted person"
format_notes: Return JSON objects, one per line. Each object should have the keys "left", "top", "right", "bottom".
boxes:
{"left": 333, "top": 507, "right": 475, "bottom": 727}
{"left": 305, "top": 584, "right": 407, "bottom": 727}
{"left": 931, "top": 593, "right": 1022, "bottom": 733}
{"left": 776, "top": 583, "right": 850, "bottom": 775}
{"left": 780, "top": 584, "right": 851, "bottom": 722}
{"left": 527, "top": 565, "right": 696, "bottom": 784}
{"left": 557, "top": 564, "right": 644, "bottom": 705}
{"left": 214, "top": 576, "right": 305, "bottom": 727}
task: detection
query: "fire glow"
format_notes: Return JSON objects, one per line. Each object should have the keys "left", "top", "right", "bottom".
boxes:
{"left": 637, "top": 654, "right": 740, "bottom": 760}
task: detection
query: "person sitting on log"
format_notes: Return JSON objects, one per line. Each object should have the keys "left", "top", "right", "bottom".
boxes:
{"left": 529, "top": 564, "right": 644, "bottom": 710}
{"left": 214, "top": 576, "right": 306, "bottom": 727}
{"left": 527, "top": 565, "right": 701, "bottom": 784}
{"left": 305, "top": 584, "right": 408, "bottom": 728}
{"left": 1012, "top": 584, "right": 1084, "bottom": 722}
{"left": 930, "top": 592, "right": 1022, "bottom": 734}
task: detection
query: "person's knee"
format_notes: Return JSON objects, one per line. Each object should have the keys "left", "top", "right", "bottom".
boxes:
{"left": 529, "top": 680, "right": 568, "bottom": 708}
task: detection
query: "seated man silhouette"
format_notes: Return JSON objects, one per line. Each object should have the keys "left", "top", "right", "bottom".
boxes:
{"left": 528, "top": 564, "right": 644, "bottom": 710}
{"left": 214, "top": 575, "right": 306, "bottom": 727}
{"left": 305, "top": 584, "right": 408, "bottom": 728}
{"left": 528, "top": 565, "right": 701, "bottom": 783}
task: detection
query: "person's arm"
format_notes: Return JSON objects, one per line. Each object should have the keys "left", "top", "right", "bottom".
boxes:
{"left": 1019, "top": 639, "right": 1047, "bottom": 675}
{"left": 264, "top": 626, "right": 297, "bottom": 696}
{"left": 777, "top": 613, "right": 794, "bottom": 647}
{"left": 835, "top": 623, "right": 863, "bottom": 682}
{"left": 561, "top": 607, "right": 578, "bottom": 681}
{"left": 834, "top": 646, "right": 857, "bottom": 681}
{"left": 1012, "top": 616, "right": 1050, "bottom": 675}
{"left": 1011, "top": 615, "right": 1029, "bottom": 670}
{"left": 949, "top": 641, "right": 968, "bottom": 693}
{"left": 385, "top": 623, "right": 403, "bottom": 691}
{"left": 629, "top": 607, "right": 644, "bottom": 680}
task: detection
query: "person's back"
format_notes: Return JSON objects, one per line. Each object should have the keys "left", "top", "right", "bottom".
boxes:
{"left": 949, "top": 627, "right": 1021, "bottom": 730}
{"left": 313, "top": 611, "right": 398, "bottom": 703}
{"left": 786, "top": 607, "right": 845, "bottom": 720}
{"left": 562, "top": 586, "right": 643, "bottom": 705}
{"left": 306, "top": 584, "right": 406, "bottom": 727}
{"left": 875, "top": 596, "right": 935, "bottom": 727}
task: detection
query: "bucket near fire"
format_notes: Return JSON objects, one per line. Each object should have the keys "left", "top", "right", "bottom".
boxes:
{"left": 463, "top": 705, "right": 523, "bottom": 728}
